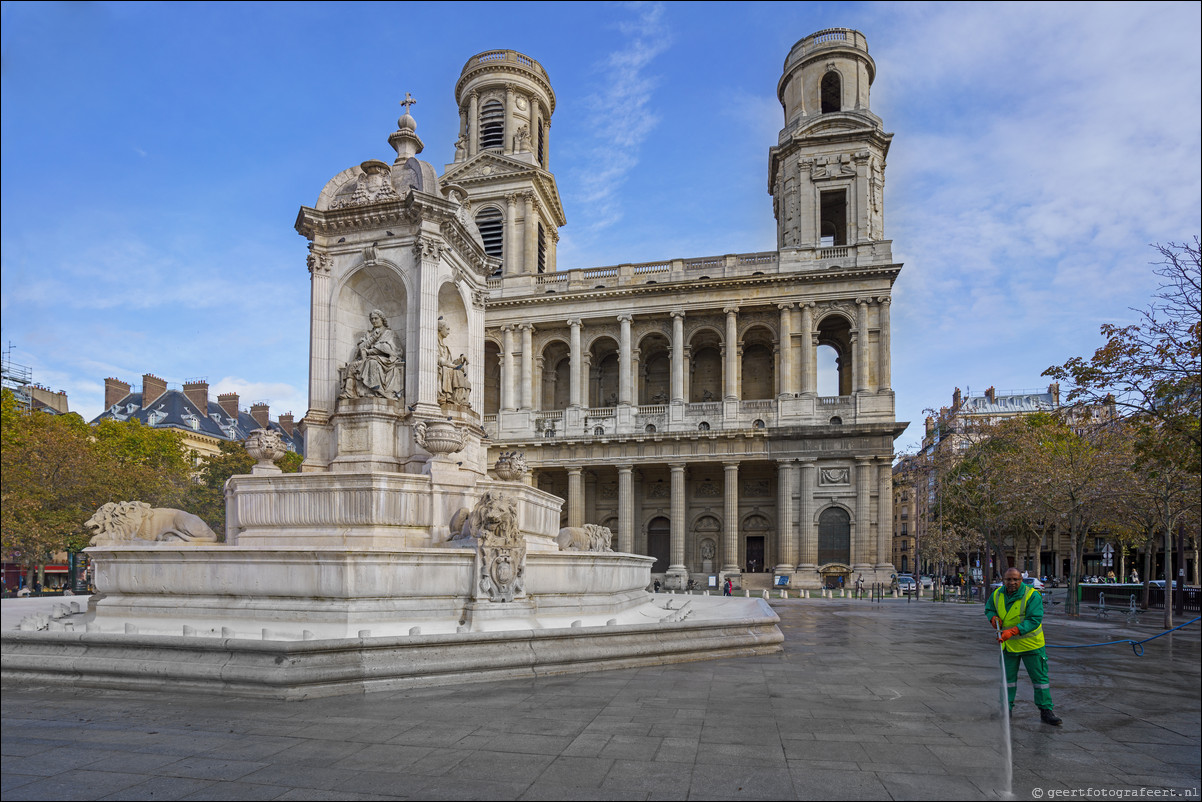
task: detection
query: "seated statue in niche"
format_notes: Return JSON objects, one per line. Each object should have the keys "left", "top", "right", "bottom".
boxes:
{"left": 340, "top": 310, "right": 405, "bottom": 401}
{"left": 437, "top": 319, "right": 471, "bottom": 408}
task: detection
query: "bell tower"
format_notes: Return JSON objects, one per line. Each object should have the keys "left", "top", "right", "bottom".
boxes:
{"left": 442, "top": 50, "right": 566, "bottom": 277}
{"left": 769, "top": 29, "right": 892, "bottom": 254}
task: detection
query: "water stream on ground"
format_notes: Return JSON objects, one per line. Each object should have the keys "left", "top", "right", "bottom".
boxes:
{"left": 997, "top": 641, "right": 1015, "bottom": 799}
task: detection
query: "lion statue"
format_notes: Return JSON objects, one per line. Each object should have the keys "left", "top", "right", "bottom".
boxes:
{"left": 556, "top": 524, "right": 614, "bottom": 553}
{"left": 447, "top": 491, "right": 520, "bottom": 547}
{"left": 86, "top": 501, "right": 219, "bottom": 547}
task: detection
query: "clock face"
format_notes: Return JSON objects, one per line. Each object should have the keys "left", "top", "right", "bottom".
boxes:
{"left": 516, "top": 96, "right": 528, "bottom": 111}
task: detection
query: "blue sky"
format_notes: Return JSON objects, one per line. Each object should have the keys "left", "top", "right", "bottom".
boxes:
{"left": 2, "top": 1, "right": 1199, "bottom": 451}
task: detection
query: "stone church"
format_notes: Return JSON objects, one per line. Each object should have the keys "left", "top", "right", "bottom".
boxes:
{"left": 296, "top": 28, "right": 905, "bottom": 590}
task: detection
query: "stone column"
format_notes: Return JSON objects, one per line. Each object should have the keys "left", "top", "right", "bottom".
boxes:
{"left": 877, "top": 296, "right": 892, "bottom": 392}
{"left": 724, "top": 306, "right": 739, "bottom": 400}
{"left": 797, "top": 459, "right": 817, "bottom": 572}
{"left": 668, "top": 463, "right": 688, "bottom": 579}
{"left": 776, "top": 460, "right": 796, "bottom": 573}
{"left": 468, "top": 91, "right": 479, "bottom": 157}
{"left": 799, "top": 303, "right": 814, "bottom": 395}
{"left": 549, "top": 230, "right": 558, "bottom": 273}
{"left": 855, "top": 299, "right": 870, "bottom": 393}
{"left": 877, "top": 457, "right": 893, "bottom": 570}
{"left": 523, "top": 193, "right": 537, "bottom": 275}
{"left": 504, "top": 194, "right": 518, "bottom": 277}
{"left": 854, "top": 456, "right": 873, "bottom": 571}
{"left": 569, "top": 319, "right": 582, "bottom": 408}
{"left": 722, "top": 462, "right": 740, "bottom": 574}
{"left": 503, "top": 84, "right": 515, "bottom": 156}
{"left": 778, "top": 303, "right": 794, "bottom": 396}
{"left": 501, "top": 325, "right": 516, "bottom": 411}
{"left": 567, "top": 466, "right": 584, "bottom": 529}
{"left": 670, "top": 311, "right": 685, "bottom": 403}
{"left": 520, "top": 324, "right": 534, "bottom": 410}
{"left": 618, "top": 314, "right": 633, "bottom": 406}
{"left": 306, "top": 251, "right": 333, "bottom": 418}
{"left": 617, "top": 464, "right": 634, "bottom": 554}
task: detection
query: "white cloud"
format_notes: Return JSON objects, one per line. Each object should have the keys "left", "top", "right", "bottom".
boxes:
{"left": 562, "top": 2, "right": 672, "bottom": 245}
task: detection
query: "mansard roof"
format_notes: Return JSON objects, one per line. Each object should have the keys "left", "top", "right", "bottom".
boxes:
{"left": 92, "top": 391, "right": 304, "bottom": 455}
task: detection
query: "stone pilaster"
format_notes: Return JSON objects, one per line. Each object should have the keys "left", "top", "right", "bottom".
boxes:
{"left": 504, "top": 194, "right": 517, "bottom": 276}
{"left": 520, "top": 324, "right": 534, "bottom": 410}
{"left": 876, "top": 457, "right": 894, "bottom": 570}
{"left": 778, "top": 303, "right": 794, "bottom": 396}
{"left": 854, "top": 456, "right": 873, "bottom": 572}
{"left": 856, "top": 298, "right": 870, "bottom": 393}
{"left": 797, "top": 459, "right": 817, "bottom": 572}
{"left": 501, "top": 325, "right": 516, "bottom": 411}
{"left": 523, "top": 193, "right": 537, "bottom": 275}
{"left": 468, "top": 91, "right": 479, "bottom": 157}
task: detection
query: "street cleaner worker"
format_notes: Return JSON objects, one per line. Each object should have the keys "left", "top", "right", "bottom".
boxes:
{"left": 987, "top": 567, "right": 1062, "bottom": 726}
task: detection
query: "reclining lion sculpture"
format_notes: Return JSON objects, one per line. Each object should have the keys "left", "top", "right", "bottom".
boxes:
{"left": 556, "top": 524, "right": 614, "bottom": 552}
{"left": 86, "top": 501, "right": 219, "bottom": 547}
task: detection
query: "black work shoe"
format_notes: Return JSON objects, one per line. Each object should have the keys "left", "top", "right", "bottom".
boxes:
{"left": 1040, "top": 709, "right": 1062, "bottom": 726}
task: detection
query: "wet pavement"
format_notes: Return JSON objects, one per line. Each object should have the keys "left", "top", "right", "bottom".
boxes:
{"left": 2, "top": 596, "right": 1198, "bottom": 800}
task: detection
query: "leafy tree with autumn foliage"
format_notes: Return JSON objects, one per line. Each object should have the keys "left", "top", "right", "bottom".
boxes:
{"left": 1, "top": 390, "right": 194, "bottom": 586}
{"left": 1046, "top": 239, "right": 1200, "bottom": 473}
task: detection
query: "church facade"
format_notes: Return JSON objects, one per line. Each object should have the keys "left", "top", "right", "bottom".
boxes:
{"left": 299, "top": 29, "right": 905, "bottom": 590}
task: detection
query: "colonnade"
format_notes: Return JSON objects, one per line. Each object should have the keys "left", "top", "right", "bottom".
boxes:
{"left": 548, "top": 456, "right": 895, "bottom": 578}
{"left": 489, "top": 300, "right": 892, "bottom": 413}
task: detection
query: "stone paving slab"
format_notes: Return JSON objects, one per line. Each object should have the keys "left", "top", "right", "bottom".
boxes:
{"left": 3, "top": 598, "right": 1199, "bottom": 801}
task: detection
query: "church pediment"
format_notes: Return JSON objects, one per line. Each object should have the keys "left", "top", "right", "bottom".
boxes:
{"left": 441, "top": 153, "right": 566, "bottom": 226}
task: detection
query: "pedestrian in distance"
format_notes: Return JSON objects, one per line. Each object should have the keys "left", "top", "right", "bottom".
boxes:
{"left": 987, "top": 567, "right": 1062, "bottom": 726}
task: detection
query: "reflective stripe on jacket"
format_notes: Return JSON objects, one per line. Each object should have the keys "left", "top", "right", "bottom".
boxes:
{"left": 991, "top": 585, "right": 1045, "bottom": 652}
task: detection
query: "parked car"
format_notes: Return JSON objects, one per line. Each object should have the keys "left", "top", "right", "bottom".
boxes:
{"left": 919, "top": 575, "right": 934, "bottom": 589}
{"left": 897, "top": 575, "right": 917, "bottom": 595}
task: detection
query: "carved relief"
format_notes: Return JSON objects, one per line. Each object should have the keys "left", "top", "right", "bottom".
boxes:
{"left": 648, "top": 482, "right": 669, "bottom": 499}
{"left": 437, "top": 319, "right": 471, "bottom": 409}
{"left": 475, "top": 492, "right": 525, "bottom": 603}
{"left": 415, "top": 236, "right": 443, "bottom": 262}
{"left": 743, "top": 479, "right": 772, "bottom": 497}
{"left": 810, "top": 154, "right": 856, "bottom": 181}
{"left": 329, "top": 160, "right": 399, "bottom": 209}
{"left": 306, "top": 249, "right": 332, "bottom": 274}
{"left": 696, "top": 481, "right": 720, "bottom": 498}
{"left": 819, "top": 467, "right": 851, "bottom": 485}
{"left": 599, "top": 482, "right": 618, "bottom": 500}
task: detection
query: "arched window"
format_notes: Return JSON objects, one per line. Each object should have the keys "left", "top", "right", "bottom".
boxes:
{"left": 821, "top": 71, "right": 842, "bottom": 114}
{"left": 475, "top": 208, "right": 504, "bottom": 262}
{"left": 818, "top": 507, "right": 851, "bottom": 565}
{"left": 480, "top": 100, "right": 504, "bottom": 150}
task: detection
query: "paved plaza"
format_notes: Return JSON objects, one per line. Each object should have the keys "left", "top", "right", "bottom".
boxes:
{"left": 3, "top": 596, "right": 1199, "bottom": 801}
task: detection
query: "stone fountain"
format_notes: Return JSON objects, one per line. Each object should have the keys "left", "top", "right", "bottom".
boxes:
{"left": 1, "top": 108, "right": 782, "bottom": 699}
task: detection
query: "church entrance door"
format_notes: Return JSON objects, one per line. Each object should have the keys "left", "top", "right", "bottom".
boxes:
{"left": 746, "top": 535, "right": 765, "bottom": 573}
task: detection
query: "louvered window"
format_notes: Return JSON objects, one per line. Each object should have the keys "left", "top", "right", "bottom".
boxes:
{"left": 476, "top": 208, "right": 504, "bottom": 259}
{"left": 537, "top": 222, "right": 546, "bottom": 273}
{"left": 480, "top": 100, "right": 504, "bottom": 150}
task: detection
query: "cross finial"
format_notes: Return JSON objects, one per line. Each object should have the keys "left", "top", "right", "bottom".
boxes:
{"left": 400, "top": 93, "right": 416, "bottom": 112}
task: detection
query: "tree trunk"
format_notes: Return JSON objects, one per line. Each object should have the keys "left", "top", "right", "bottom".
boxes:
{"left": 1141, "top": 546, "right": 1152, "bottom": 610}
{"left": 1163, "top": 522, "right": 1173, "bottom": 628}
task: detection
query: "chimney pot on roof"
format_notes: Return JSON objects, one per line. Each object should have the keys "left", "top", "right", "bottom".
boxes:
{"left": 985, "top": 386, "right": 995, "bottom": 403}
{"left": 952, "top": 387, "right": 962, "bottom": 408}
{"left": 278, "top": 412, "right": 295, "bottom": 436}
{"left": 183, "top": 380, "right": 210, "bottom": 416}
{"left": 142, "top": 373, "right": 167, "bottom": 407}
{"left": 250, "top": 402, "right": 270, "bottom": 430}
{"left": 1049, "top": 382, "right": 1060, "bottom": 406}
{"left": 217, "top": 392, "right": 240, "bottom": 421}
{"left": 104, "top": 377, "right": 131, "bottom": 409}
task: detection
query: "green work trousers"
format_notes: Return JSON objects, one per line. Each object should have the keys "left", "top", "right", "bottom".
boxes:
{"left": 1003, "top": 646, "right": 1053, "bottom": 710}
